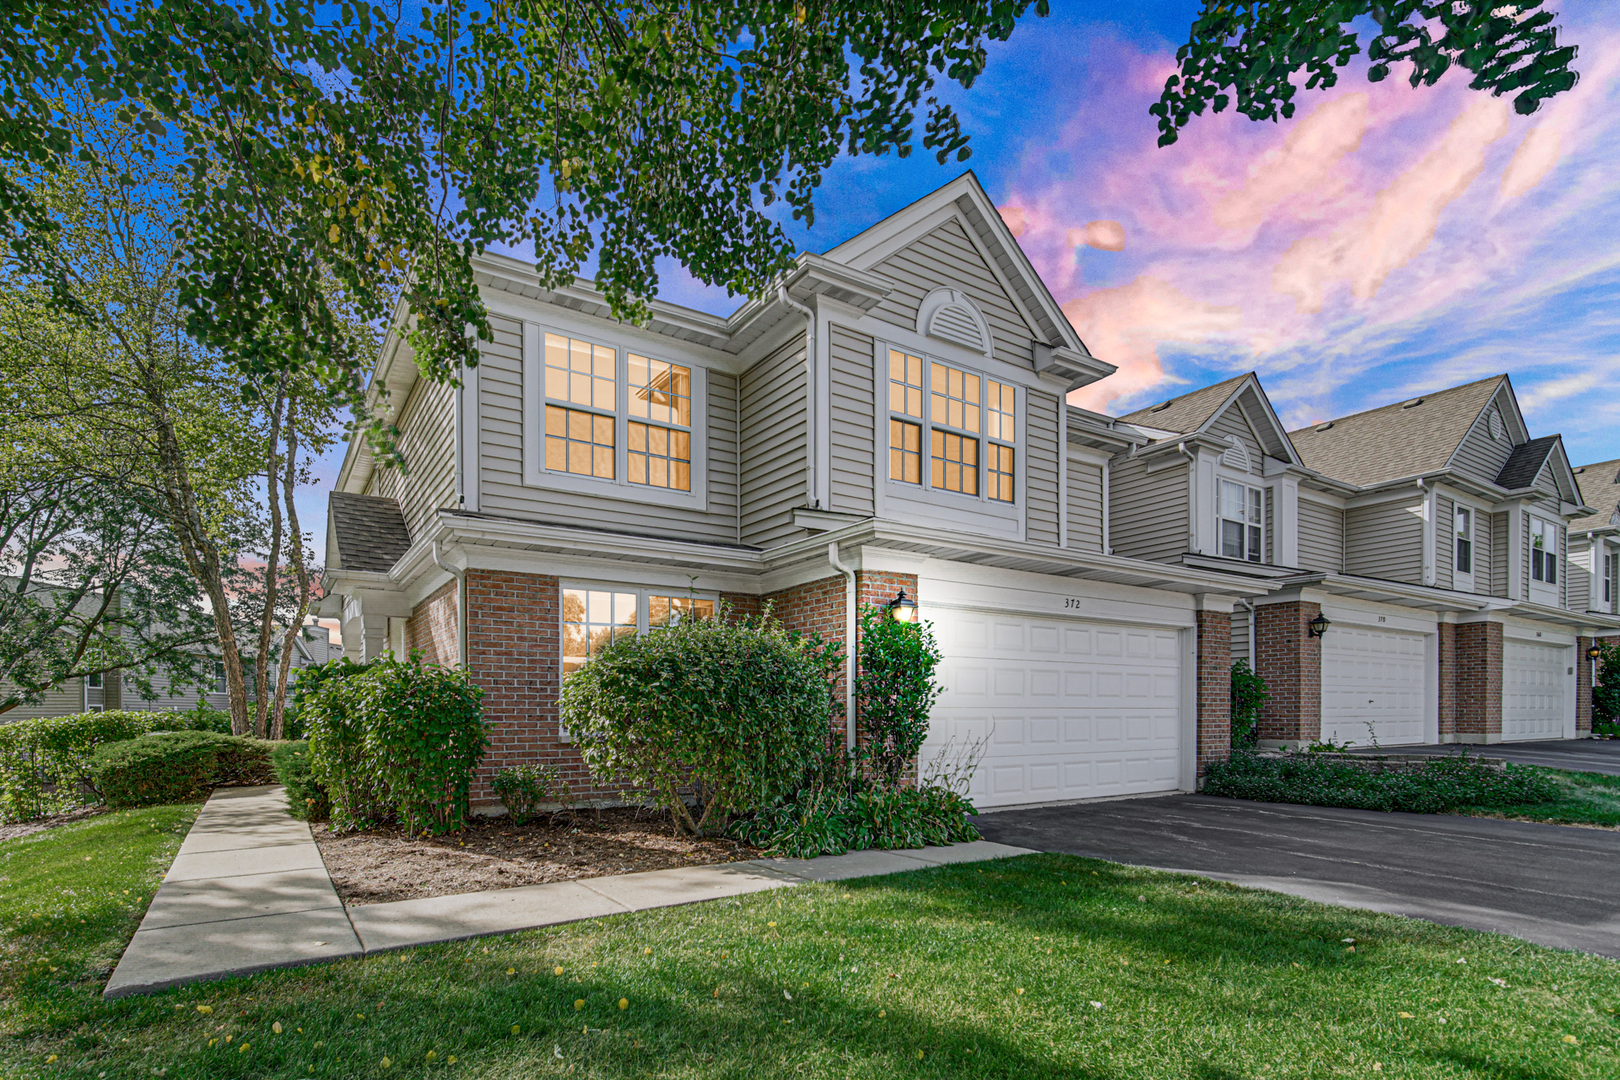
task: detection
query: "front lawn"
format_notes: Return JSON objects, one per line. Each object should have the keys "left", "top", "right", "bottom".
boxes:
{"left": 2, "top": 808, "right": 1617, "bottom": 1079}
{"left": 1474, "top": 767, "right": 1620, "bottom": 828}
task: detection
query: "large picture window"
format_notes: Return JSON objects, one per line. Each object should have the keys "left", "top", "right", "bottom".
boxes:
{"left": 887, "top": 348, "right": 1016, "bottom": 504}
{"left": 1531, "top": 516, "right": 1558, "bottom": 585}
{"left": 1219, "top": 479, "right": 1264, "bottom": 563}
{"left": 561, "top": 587, "right": 717, "bottom": 681}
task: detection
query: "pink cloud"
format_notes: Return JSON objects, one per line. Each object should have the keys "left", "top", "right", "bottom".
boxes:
{"left": 1069, "top": 220, "right": 1126, "bottom": 251}
{"left": 1211, "top": 93, "right": 1371, "bottom": 238}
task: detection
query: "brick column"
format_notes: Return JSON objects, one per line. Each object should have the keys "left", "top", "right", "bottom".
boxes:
{"left": 1437, "top": 622, "right": 1458, "bottom": 740}
{"left": 1577, "top": 636, "right": 1594, "bottom": 735}
{"left": 1254, "top": 601, "right": 1322, "bottom": 745}
{"left": 1454, "top": 621, "right": 1503, "bottom": 742}
{"left": 1194, "top": 610, "right": 1231, "bottom": 779}
{"left": 405, "top": 580, "right": 459, "bottom": 667}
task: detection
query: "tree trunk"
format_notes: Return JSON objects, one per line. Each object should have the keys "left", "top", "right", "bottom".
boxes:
{"left": 271, "top": 398, "right": 314, "bottom": 741}
{"left": 251, "top": 376, "right": 289, "bottom": 740}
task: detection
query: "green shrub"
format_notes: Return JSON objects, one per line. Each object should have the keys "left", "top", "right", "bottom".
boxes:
{"left": 304, "top": 655, "right": 487, "bottom": 834}
{"left": 0, "top": 711, "right": 160, "bottom": 821}
{"left": 732, "top": 783, "right": 980, "bottom": 858}
{"left": 272, "top": 740, "right": 330, "bottom": 821}
{"left": 148, "top": 702, "right": 234, "bottom": 734}
{"left": 1204, "top": 750, "right": 1560, "bottom": 814}
{"left": 1594, "top": 639, "right": 1620, "bottom": 728}
{"left": 1230, "top": 660, "right": 1269, "bottom": 749}
{"left": 490, "top": 763, "right": 570, "bottom": 824}
{"left": 560, "top": 611, "right": 834, "bottom": 836}
{"left": 856, "top": 604, "right": 943, "bottom": 787}
{"left": 90, "top": 731, "right": 220, "bottom": 808}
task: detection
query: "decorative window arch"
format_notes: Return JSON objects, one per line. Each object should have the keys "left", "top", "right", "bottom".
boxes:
{"left": 1221, "top": 434, "right": 1252, "bottom": 473}
{"left": 917, "top": 288, "right": 992, "bottom": 358}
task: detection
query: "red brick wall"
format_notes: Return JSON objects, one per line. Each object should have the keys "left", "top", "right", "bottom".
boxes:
{"left": 406, "top": 580, "right": 458, "bottom": 668}
{"left": 1195, "top": 610, "right": 1231, "bottom": 779}
{"left": 1437, "top": 622, "right": 1458, "bottom": 739}
{"left": 1454, "top": 621, "right": 1503, "bottom": 740}
{"left": 1577, "top": 636, "right": 1593, "bottom": 735}
{"left": 720, "top": 592, "right": 762, "bottom": 620}
{"left": 1254, "top": 601, "right": 1322, "bottom": 744}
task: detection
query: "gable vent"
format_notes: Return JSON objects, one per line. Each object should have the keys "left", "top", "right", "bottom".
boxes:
{"left": 1222, "top": 435, "right": 1252, "bottom": 473}
{"left": 926, "top": 301, "right": 986, "bottom": 353}
{"left": 1489, "top": 410, "right": 1505, "bottom": 441}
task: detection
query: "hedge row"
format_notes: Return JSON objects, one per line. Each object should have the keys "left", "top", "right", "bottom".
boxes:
{"left": 1204, "top": 750, "right": 1560, "bottom": 814}
{"left": 90, "top": 731, "right": 275, "bottom": 808}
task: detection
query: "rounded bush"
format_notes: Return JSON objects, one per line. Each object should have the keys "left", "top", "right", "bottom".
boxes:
{"left": 271, "top": 740, "right": 330, "bottom": 821}
{"left": 0, "top": 711, "right": 160, "bottom": 821}
{"left": 560, "top": 613, "right": 834, "bottom": 836}
{"left": 88, "top": 731, "right": 275, "bottom": 808}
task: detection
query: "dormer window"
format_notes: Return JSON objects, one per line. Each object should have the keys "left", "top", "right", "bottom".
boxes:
{"left": 1530, "top": 516, "right": 1558, "bottom": 585}
{"left": 1219, "top": 479, "right": 1263, "bottom": 563}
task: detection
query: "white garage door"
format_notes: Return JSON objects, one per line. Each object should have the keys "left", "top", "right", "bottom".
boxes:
{"left": 920, "top": 609, "right": 1183, "bottom": 809}
{"left": 1503, "top": 640, "right": 1569, "bottom": 741}
{"left": 1321, "top": 626, "right": 1427, "bottom": 748}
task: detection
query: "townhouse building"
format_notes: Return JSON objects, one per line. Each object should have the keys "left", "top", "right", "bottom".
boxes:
{"left": 321, "top": 173, "right": 1620, "bottom": 812}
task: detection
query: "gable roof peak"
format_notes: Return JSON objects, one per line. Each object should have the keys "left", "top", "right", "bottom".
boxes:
{"left": 1115, "top": 372, "right": 1256, "bottom": 435}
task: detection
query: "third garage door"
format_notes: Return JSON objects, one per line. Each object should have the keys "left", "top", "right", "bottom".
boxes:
{"left": 920, "top": 608, "right": 1183, "bottom": 809}
{"left": 1503, "top": 639, "right": 1569, "bottom": 741}
{"left": 1321, "top": 626, "right": 1427, "bottom": 748}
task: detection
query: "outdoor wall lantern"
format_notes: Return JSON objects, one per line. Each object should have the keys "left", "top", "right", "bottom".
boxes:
{"left": 1590, "top": 644, "right": 1605, "bottom": 661}
{"left": 887, "top": 590, "right": 918, "bottom": 624}
{"left": 1307, "top": 613, "right": 1331, "bottom": 638}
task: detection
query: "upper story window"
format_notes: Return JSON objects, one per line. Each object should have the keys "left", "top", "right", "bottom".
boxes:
{"left": 87, "top": 671, "right": 103, "bottom": 689}
{"left": 1530, "top": 515, "right": 1558, "bottom": 585}
{"left": 539, "top": 331, "right": 695, "bottom": 493}
{"left": 1605, "top": 549, "right": 1614, "bottom": 606}
{"left": 1219, "top": 479, "right": 1264, "bottom": 563}
{"left": 1454, "top": 506, "right": 1473, "bottom": 576}
{"left": 888, "top": 349, "right": 1015, "bottom": 504}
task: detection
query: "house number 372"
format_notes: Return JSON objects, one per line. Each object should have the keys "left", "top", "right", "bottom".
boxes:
{"left": 1064, "top": 598, "right": 1085, "bottom": 609}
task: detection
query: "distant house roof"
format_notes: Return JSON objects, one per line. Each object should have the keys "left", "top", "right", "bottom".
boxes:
{"left": 1494, "top": 435, "right": 1561, "bottom": 491}
{"left": 1285, "top": 376, "right": 1505, "bottom": 488}
{"left": 328, "top": 492, "right": 412, "bottom": 573}
{"left": 1573, "top": 457, "right": 1620, "bottom": 531}
{"left": 1117, "top": 373, "right": 1251, "bottom": 435}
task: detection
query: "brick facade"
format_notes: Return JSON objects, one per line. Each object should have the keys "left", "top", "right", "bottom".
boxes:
{"left": 1437, "top": 622, "right": 1458, "bottom": 739}
{"left": 405, "top": 579, "right": 458, "bottom": 668}
{"left": 1454, "top": 621, "right": 1503, "bottom": 741}
{"left": 1254, "top": 601, "right": 1322, "bottom": 745}
{"left": 1578, "top": 636, "right": 1594, "bottom": 735}
{"left": 1194, "top": 610, "right": 1231, "bottom": 778}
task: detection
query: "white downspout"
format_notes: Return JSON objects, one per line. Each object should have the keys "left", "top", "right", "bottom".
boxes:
{"left": 433, "top": 540, "right": 469, "bottom": 668}
{"left": 1177, "top": 442, "right": 1197, "bottom": 554}
{"left": 827, "top": 541, "right": 857, "bottom": 754}
{"left": 1101, "top": 458, "right": 1112, "bottom": 555}
{"left": 779, "top": 286, "right": 819, "bottom": 510}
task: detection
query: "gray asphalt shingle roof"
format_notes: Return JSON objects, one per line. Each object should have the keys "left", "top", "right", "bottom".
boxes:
{"left": 1573, "top": 457, "right": 1620, "bottom": 530}
{"left": 329, "top": 492, "right": 413, "bottom": 573}
{"left": 1285, "top": 376, "right": 1505, "bottom": 488}
{"left": 1117, "top": 373, "right": 1251, "bottom": 435}
{"left": 1494, "top": 435, "right": 1560, "bottom": 491}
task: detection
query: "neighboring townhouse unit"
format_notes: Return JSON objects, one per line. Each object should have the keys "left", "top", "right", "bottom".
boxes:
{"left": 1107, "top": 372, "right": 1620, "bottom": 747}
{"left": 1571, "top": 458, "right": 1620, "bottom": 620}
{"left": 321, "top": 172, "right": 1618, "bottom": 812}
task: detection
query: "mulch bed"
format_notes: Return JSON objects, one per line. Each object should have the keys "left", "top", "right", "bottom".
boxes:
{"left": 311, "top": 807, "right": 761, "bottom": 905}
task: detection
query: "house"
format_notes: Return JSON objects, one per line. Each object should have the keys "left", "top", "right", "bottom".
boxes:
{"left": 319, "top": 173, "right": 1620, "bottom": 812}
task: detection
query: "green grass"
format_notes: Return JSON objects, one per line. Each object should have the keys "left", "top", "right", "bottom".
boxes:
{"left": 3, "top": 808, "right": 1619, "bottom": 1078}
{"left": 1466, "top": 767, "right": 1620, "bottom": 828}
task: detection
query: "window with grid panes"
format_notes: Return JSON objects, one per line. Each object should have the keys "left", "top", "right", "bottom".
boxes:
{"left": 985, "top": 378, "right": 1015, "bottom": 502}
{"left": 929, "top": 361, "right": 980, "bottom": 495}
{"left": 544, "top": 332, "right": 617, "bottom": 479}
{"left": 1531, "top": 516, "right": 1558, "bottom": 584}
{"left": 1455, "top": 505, "right": 1473, "bottom": 575}
{"left": 888, "top": 349, "right": 924, "bottom": 484}
{"left": 627, "top": 353, "right": 693, "bottom": 491}
{"left": 1219, "top": 480, "right": 1264, "bottom": 562}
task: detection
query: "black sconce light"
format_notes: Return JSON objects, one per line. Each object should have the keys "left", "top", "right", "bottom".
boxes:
{"left": 887, "top": 590, "right": 918, "bottom": 624}
{"left": 1590, "top": 644, "right": 1606, "bottom": 661}
{"left": 1307, "top": 613, "right": 1331, "bottom": 638}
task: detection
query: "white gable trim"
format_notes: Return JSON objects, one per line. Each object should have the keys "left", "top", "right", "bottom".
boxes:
{"left": 1196, "top": 376, "right": 1302, "bottom": 466}
{"left": 918, "top": 287, "right": 992, "bottom": 358}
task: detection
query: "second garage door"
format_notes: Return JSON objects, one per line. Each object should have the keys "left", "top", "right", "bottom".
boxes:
{"left": 1503, "top": 640, "right": 1569, "bottom": 741}
{"left": 1321, "top": 626, "right": 1427, "bottom": 748}
{"left": 920, "top": 608, "right": 1183, "bottom": 809}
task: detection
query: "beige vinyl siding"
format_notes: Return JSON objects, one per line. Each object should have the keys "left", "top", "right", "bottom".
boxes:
{"left": 369, "top": 374, "right": 456, "bottom": 540}
{"left": 1570, "top": 540, "right": 1592, "bottom": 613}
{"left": 1468, "top": 504, "right": 1493, "bottom": 596}
{"left": 475, "top": 313, "right": 743, "bottom": 544}
{"left": 1265, "top": 490, "right": 1275, "bottom": 564}
{"left": 1297, "top": 498, "right": 1344, "bottom": 573}
{"left": 1025, "top": 390, "right": 1060, "bottom": 546}
{"left": 1207, "top": 406, "right": 1262, "bottom": 474}
{"left": 740, "top": 333, "right": 810, "bottom": 547}
{"left": 1491, "top": 511, "right": 1510, "bottom": 596}
{"left": 868, "top": 219, "right": 1036, "bottom": 367}
{"left": 1, "top": 680, "right": 90, "bottom": 721}
{"left": 1344, "top": 498, "right": 1424, "bottom": 583}
{"left": 1065, "top": 457, "right": 1104, "bottom": 553}
{"left": 1109, "top": 456, "right": 1188, "bottom": 563}
{"left": 1449, "top": 399, "right": 1515, "bottom": 487}
{"left": 1436, "top": 495, "right": 1454, "bottom": 590}
{"left": 1532, "top": 461, "right": 1561, "bottom": 500}
{"left": 1230, "top": 609, "right": 1251, "bottom": 664}
{"left": 828, "top": 325, "right": 875, "bottom": 518}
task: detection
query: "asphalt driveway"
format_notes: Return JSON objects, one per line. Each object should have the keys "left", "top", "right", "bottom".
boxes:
{"left": 975, "top": 794, "right": 1620, "bottom": 959}
{"left": 1348, "top": 738, "right": 1620, "bottom": 776}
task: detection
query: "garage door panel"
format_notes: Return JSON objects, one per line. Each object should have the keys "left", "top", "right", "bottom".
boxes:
{"left": 1321, "top": 626, "right": 1427, "bottom": 747}
{"left": 923, "top": 607, "right": 1182, "bottom": 808}
{"left": 1504, "top": 640, "right": 1567, "bottom": 741}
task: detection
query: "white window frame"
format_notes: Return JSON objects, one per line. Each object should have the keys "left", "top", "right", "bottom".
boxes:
{"left": 1529, "top": 514, "right": 1561, "bottom": 598}
{"left": 1605, "top": 546, "right": 1615, "bottom": 611}
{"left": 522, "top": 322, "right": 709, "bottom": 510}
{"left": 883, "top": 347, "right": 1021, "bottom": 509}
{"left": 1218, "top": 477, "right": 1266, "bottom": 564}
{"left": 557, "top": 583, "right": 721, "bottom": 739}
{"left": 1453, "top": 502, "right": 1476, "bottom": 593}
{"left": 86, "top": 670, "right": 103, "bottom": 689}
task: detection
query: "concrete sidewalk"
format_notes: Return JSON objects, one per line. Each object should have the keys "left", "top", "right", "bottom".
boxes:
{"left": 105, "top": 786, "right": 1034, "bottom": 998}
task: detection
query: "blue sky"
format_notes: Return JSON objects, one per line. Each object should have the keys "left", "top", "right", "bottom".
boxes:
{"left": 306, "top": 2, "right": 1620, "bottom": 585}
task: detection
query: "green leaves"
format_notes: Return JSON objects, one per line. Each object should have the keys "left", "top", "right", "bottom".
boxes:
{"left": 1230, "top": 659, "right": 1270, "bottom": 750}
{"left": 1154, "top": 2, "right": 1579, "bottom": 148}
{"left": 855, "top": 606, "right": 943, "bottom": 788}
{"left": 1205, "top": 750, "right": 1561, "bottom": 813}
